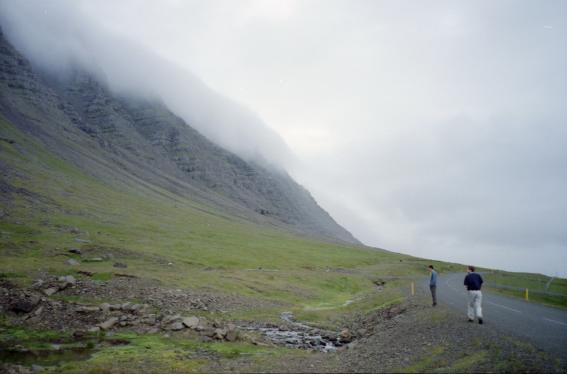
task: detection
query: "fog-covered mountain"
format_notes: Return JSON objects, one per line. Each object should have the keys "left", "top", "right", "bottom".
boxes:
{"left": 0, "top": 27, "right": 359, "bottom": 244}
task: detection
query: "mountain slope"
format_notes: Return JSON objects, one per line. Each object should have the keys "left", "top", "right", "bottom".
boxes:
{"left": 0, "top": 27, "right": 358, "bottom": 244}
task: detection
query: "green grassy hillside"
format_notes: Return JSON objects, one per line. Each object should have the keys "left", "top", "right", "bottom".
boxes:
{"left": 0, "top": 115, "right": 451, "bottom": 324}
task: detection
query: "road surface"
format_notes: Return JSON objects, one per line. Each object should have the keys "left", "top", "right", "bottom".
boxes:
{"left": 422, "top": 273, "right": 567, "bottom": 358}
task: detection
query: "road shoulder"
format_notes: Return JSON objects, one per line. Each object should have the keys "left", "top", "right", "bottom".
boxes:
{"left": 245, "top": 298, "right": 567, "bottom": 373}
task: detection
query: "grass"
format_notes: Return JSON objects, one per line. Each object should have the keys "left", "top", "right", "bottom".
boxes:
{"left": 0, "top": 115, "right": 421, "bottom": 310}
{"left": 483, "top": 270, "right": 567, "bottom": 308}
{"left": 56, "top": 332, "right": 294, "bottom": 373}
{"left": 2, "top": 114, "right": 566, "bottom": 372}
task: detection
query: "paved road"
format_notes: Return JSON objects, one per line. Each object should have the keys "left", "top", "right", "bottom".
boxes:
{"left": 421, "top": 273, "right": 567, "bottom": 358}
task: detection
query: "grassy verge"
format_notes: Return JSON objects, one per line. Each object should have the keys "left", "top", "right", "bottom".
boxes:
{"left": 484, "top": 270, "right": 567, "bottom": 309}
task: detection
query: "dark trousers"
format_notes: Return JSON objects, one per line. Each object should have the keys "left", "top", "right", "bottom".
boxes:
{"left": 430, "top": 285, "right": 437, "bottom": 305}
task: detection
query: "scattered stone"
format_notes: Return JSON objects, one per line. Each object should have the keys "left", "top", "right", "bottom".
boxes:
{"left": 69, "top": 227, "right": 81, "bottom": 234}
{"left": 76, "top": 306, "right": 100, "bottom": 313}
{"left": 202, "top": 328, "right": 217, "bottom": 338}
{"left": 163, "top": 314, "right": 182, "bottom": 324}
{"left": 74, "top": 238, "right": 90, "bottom": 243}
{"left": 339, "top": 328, "right": 352, "bottom": 342}
{"left": 58, "top": 275, "right": 77, "bottom": 289}
{"left": 182, "top": 316, "right": 200, "bottom": 329}
{"left": 113, "top": 262, "right": 127, "bottom": 268}
{"left": 88, "top": 326, "right": 101, "bottom": 333}
{"left": 66, "top": 259, "right": 80, "bottom": 266}
{"left": 84, "top": 257, "right": 103, "bottom": 262}
{"left": 101, "top": 253, "right": 114, "bottom": 260}
{"left": 169, "top": 322, "right": 184, "bottom": 331}
{"left": 100, "top": 303, "right": 111, "bottom": 313}
{"left": 121, "top": 302, "right": 132, "bottom": 311}
{"left": 68, "top": 248, "right": 82, "bottom": 255}
{"left": 225, "top": 324, "right": 239, "bottom": 342}
{"left": 78, "top": 270, "right": 93, "bottom": 277}
{"left": 10, "top": 295, "right": 40, "bottom": 313}
{"left": 99, "top": 317, "right": 119, "bottom": 330}
{"left": 214, "top": 328, "right": 227, "bottom": 340}
{"left": 73, "top": 330, "right": 87, "bottom": 339}
{"left": 109, "top": 304, "right": 121, "bottom": 311}
{"left": 43, "top": 287, "right": 59, "bottom": 296}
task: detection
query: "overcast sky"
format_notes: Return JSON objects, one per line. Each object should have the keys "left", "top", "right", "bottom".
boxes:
{"left": 2, "top": 0, "right": 566, "bottom": 276}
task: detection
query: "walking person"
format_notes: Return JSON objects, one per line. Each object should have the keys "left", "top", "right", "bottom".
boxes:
{"left": 464, "top": 265, "right": 484, "bottom": 324}
{"left": 428, "top": 265, "right": 437, "bottom": 306}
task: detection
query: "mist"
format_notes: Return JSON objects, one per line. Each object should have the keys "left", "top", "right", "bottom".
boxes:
{"left": 0, "top": 0, "right": 294, "bottom": 169}
{"left": 1, "top": 0, "right": 566, "bottom": 276}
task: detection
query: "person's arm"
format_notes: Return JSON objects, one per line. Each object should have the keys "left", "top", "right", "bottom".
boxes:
{"left": 464, "top": 274, "right": 469, "bottom": 290}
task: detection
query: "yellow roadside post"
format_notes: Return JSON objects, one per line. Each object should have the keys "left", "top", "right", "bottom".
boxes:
{"left": 525, "top": 288, "right": 529, "bottom": 301}
{"left": 411, "top": 282, "right": 415, "bottom": 296}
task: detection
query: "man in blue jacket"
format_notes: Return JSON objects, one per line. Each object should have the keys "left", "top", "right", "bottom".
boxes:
{"left": 428, "top": 265, "right": 437, "bottom": 306}
{"left": 464, "top": 265, "right": 484, "bottom": 324}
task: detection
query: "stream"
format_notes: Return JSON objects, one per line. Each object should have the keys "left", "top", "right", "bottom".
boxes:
{"left": 241, "top": 312, "right": 349, "bottom": 352}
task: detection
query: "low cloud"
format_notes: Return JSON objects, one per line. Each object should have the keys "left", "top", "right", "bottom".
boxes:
{"left": 0, "top": 0, "right": 294, "bottom": 169}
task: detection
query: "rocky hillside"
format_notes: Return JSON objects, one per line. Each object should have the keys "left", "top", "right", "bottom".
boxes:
{"left": 0, "top": 27, "right": 358, "bottom": 245}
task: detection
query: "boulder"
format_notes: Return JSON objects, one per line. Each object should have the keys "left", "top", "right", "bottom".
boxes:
{"left": 99, "top": 317, "right": 119, "bottom": 330}
{"left": 88, "top": 326, "right": 101, "bottom": 333}
{"left": 66, "top": 259, "right": 80, "bottom": 266}
{"left": 182, "top": 316, "right": 200, "bottom": 329}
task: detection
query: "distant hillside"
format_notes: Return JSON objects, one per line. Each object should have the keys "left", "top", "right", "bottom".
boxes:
{"left": 0, "top": 27, "right": 358, "bottom": 245}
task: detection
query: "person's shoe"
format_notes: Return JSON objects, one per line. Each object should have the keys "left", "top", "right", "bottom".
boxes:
{"left": 478, "top": 318, "right": 483, "bottom": 325}
{"left": 432, "top": 302, "right": 437, "bottom": 307}
{"left": 468, "top": 319, "right": 474, "bottom": 323}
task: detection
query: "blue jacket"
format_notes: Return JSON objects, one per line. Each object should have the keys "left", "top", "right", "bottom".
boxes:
{"left": 464, "top": 272, "right": 483, "bottom": 291}
{"left": 430, "top": 270, "right": 437, "bottom": 286}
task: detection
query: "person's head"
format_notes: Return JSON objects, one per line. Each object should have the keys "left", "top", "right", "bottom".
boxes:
{"left": 428, "top": 265, "right": 434, "bottom": 272}
{"left": 467, "top": 265, "right": 475, "bottom": 273}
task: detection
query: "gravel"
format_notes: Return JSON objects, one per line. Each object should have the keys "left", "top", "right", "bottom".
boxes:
{"left": 228, "top": 298, "right": 567, "bottom": 373}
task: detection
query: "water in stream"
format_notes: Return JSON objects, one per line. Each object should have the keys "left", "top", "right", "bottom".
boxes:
{"left": 241, "top": 312, "right": 348, "bottom": 352}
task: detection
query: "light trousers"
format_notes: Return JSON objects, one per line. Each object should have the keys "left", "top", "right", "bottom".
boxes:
{"left": 467, "top": 290, "right": 483, "bottom": 319}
